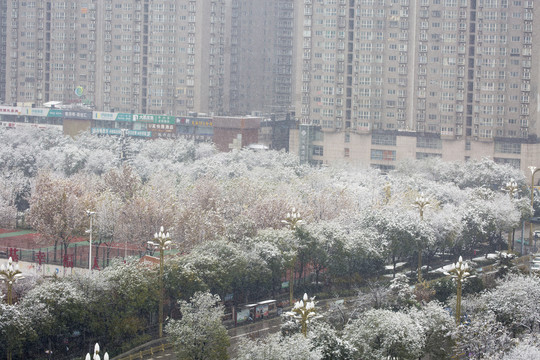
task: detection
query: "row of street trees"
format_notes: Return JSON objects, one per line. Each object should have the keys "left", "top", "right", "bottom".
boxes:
{"left": 3, "top": 254, "right": 539, "bottom": 360}
{"left": 0, "top": 127, "right": 535, "bottom": 295}
{"left": 0, "top": 126, "right": 538, "bottom": 358}
{"left": 1, "top": 259, "right": 158, "bottom": 359}
{"left": 1, "top": 127, "right": 533, "bottom": 261}
{"left": 233, "top": 271, "right": 540, "bottom": 360}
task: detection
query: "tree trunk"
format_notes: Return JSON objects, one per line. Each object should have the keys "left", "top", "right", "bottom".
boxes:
{"left": 298, "top": 261, "right": 305, "bottom": 286}
{"left": 63, "top": 242, "right": 69, "bottom": 264}
{"left": 95, "top": 243, "right": 100, "bottom": 268}
{"left": 106, "top": 244, "right": 112, "bottom": 266}
{"left": 53, "top": 240, "right": 58, "bottom": 263}
{"left": 392, "top": 253, "right": 396, "bottom": 278}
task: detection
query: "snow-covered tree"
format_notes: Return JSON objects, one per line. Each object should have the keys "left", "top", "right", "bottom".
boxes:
{"left": 480, "top": 274, "right": 540, "bottom": 334}
{"left": 344, "top": 308, "right": 425, "bottom": 360}
{"left": 101, "top": 165, "right": 142, "bottom": 202}
{"left": 387, "top": 273, "right": 417, "bottom": 310}
{"left": 500, "top": 334, "right": 540, "bottom": 360}
{"left": 116, "top": 192, "right": 174, "bottom": 250}
{"left": 27, "top": 171, "right": 88, "bottom": 262}
{"left": 308, "top": 322, "right": 355, "bottom": 360}
{"left": 235, "top": 332, "right": 322, "bottom": 360}
{"left": 314, "top": 216, "right": 385, "bottom": 287}
{"left": 166, "top": 292, "right": 229, "bottom": 360}
{"left": 180, "top": 239, "right": 273, "bottom": 303}
{"left": 19, "top": 278, "right": 88, "bottom": 349}
{"left": 92, "top": 190, "right": 122, "bottom": 265}
{"left": 456, "top": 188, "right": 520, "bottom": 254}
{"left": 0, "top": 167, "right": 32, "bottom": 224}
{"left": 96, "top": 258, "right": 157, "bottom": 346}
{"left": 71, "top": 131, "right": 119, "bottom": 175}
{"left": 0, "top": 127, "right": 42, "bottom": 177}
{"left": 409, "top": 301, "right": 454, "bottom": 359}
{"left": 369, "top": 206, "right": 427, "bottom": 277}
{"left": 453, "top": 310, "right": 512, "bottom": 359}
{"left": 392, "top": 157, "right": 525, "bottom": 191}
{"left": 0, "top": 303, "right": 39, "bottom": 360}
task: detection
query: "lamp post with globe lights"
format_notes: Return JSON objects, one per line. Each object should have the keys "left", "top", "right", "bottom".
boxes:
{"left": 413, "top": 194, "right": 430, "bottom": 283}
{"left": 85, "top": 343, "right": 109, "bottom": 360}
{"left": 282, "top": 208, "right": 302, "bottom": 307}
{"left": 529, "top": 166, "right": 540, "bottom": 250}
{"left": 503, "top": 179, "right": 518, "bottom": 252}
{"left": 86, "top": 210, "right": 96, "bottom": 271}
{"left": 285, "top": 293, "right": 318, "bottom": 337}
{"left": 446, "top": 256, "right": 471, "bottom": 325}
{"left": 148, "top": 226, "right": 172, "bottom": 338}
{"left": 1, "top": 257, "right": 23, "bottom": 360}
{"left": 0, "top": 257, "right": 23, "bottom": 305}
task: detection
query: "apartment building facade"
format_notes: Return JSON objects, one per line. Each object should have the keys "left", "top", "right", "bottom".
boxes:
{"left": 0, "top": 0, "right": 295, "bottom": 117}
{"left": 292, "top": 0, "right": 540, "bottom": 174}
{"left": 0, "top": 0, "right": 7, "bottom": 103}
{"left": 2, "top": 0, "right": 540, "bottom": 173}
{"left": 224, "top": 0, "right": 295, "bottom": 116}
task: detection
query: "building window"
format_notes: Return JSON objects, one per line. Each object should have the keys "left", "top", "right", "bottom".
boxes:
{"left": 417, "top": 137, "right": 442, "bottom": 149}
{"left": 494, "top": 157, "right": 520, "bottom": 168}
{"left": 313, "top": 145, "right": 324, "bottom": 156}
{"left": 494, "top": 141, "right": 521, "bottom": 154}
{"left": 344, "top": 148, "right": 350, "bottom": 157}
{"left": 370, "top": 149, "right": 396, "bottom": 161}
{"left": 416, "top": 152, "right": 442, "bottom": 159}
{"left": 479, "top": 129, "right": 492, "bottom": 138}
{"left": 372, "top": 133, "right": 397, "bottom": 146}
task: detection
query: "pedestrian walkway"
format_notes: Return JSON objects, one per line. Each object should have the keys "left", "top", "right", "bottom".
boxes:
{"left": 0, "top": 229, "right": 36, "bottom": 238}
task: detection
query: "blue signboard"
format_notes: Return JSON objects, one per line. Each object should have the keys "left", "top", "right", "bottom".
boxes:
{"left": 48, "top": 109, "right": 63, "bottom": 117}
{"left": 91, "top": 128, "right": 152, "bottom": 137}
{"left": 64, "top": 110, "right": 92, "bottom": 120}
{"left": 116, "top": 113, "right": 133, "bottom": 122}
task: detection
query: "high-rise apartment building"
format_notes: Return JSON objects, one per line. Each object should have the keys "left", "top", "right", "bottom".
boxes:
{"left": 2, "top": 0, "right": 540, "bottom": 173}
{"left": 0, "top": 0, "right": 295, "bottom": 117}
{"left": 226, "top": 0, "right": 295, "bottom": 115}
{"left": 292, "top": 0, "right": 540, "bottom": 173}
{"left": 0, "top": 0, "right": 7, "bottom": 103}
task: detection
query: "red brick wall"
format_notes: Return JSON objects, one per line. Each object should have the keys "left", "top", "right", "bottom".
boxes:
{"left": 212, "top": 117, "right": 261, "bottom": 152}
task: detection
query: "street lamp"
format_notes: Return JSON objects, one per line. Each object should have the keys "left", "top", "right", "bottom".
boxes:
{"left": 503, "top": 179, "right": 518, "bottom": 252}
{"left": 148, "top": 226, "right": 171, "bottom": 338}
{"left": 446, "top": 256, "right": 470, "bottom": 325}
{"left": 528, "top": 166, "right": 540, "bottom": 251}
{"left": 282, "top": 208, "right": 302, "bottom": 231}
{"left": 413, "top": 194, "right": 430, "bottom": 283}
{"left": 285, "top": 293, "right": 318, "bottom": 337}
{"left": 86, "top": 210, "right": 96, "bottom": 271}
{"left": 85, "top": 343, "right": 109, "bottom": 360}
{"left": 282, "top": 208, "right": 302, "bottom": 307}
{"left": 0, "top": 257, "right": 23, "bottom": 305}
{"left": 0, "top": 257, "right": 23, "bottom": 360}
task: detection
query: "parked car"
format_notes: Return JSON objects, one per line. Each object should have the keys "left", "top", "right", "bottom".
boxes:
{"left": 531, "top": 217, "right": 540, "bottom": 224}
